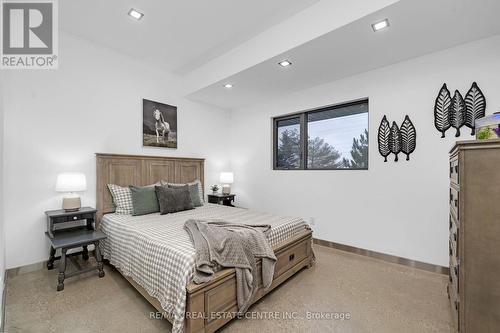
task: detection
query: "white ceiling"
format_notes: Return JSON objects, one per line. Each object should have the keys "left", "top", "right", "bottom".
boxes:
{"left": 59, "top": 0, "right": 319, "bottom": 74}
{"left": 188, "top": 0, "right": 500, "bottom": 109}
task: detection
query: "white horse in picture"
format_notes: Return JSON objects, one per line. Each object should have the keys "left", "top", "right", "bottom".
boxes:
{"left": 153, "top": 109, "right": 170, "bottom": 144}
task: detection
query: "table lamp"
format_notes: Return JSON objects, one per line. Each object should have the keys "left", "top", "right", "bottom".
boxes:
{"left": 219, "top": 172, "right": 234, "bottom": 195}
{"left": 55, "top": 172, "right": 87, "bottom": 211}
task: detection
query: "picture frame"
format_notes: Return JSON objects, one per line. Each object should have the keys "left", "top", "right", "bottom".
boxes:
{"left": 142, "top": 98, "right": 177, "bottom": 148}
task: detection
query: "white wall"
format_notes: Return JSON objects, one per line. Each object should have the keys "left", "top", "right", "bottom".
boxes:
{"left": 229, "top": 35, "right": 500, "bottom": 267}
{"left": 2, "top": 33, "right": 231, "bottom": 269}
{"left": 3, "top": 31, "right": 500, "bottom": 270}
{"left": 0, "top": 65, "right": 5, "bottom": 328}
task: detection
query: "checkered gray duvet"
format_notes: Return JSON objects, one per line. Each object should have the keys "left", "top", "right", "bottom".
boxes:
{"left": 99, "top": 203, "right": 309, "bottom": 333}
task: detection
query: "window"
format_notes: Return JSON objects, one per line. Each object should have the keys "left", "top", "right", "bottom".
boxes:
{"left": 275, "top": 116, "right": 301, "bottom": 169}
{"left": 273, "top": 99, "right": 368, "bottom": 170}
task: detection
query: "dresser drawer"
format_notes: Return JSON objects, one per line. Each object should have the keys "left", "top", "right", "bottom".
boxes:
{"left": 452, "top": 268, "right": 459, "bottom": 295}
{"left": 450, "top": 256, "right": 459, "bottom": 294}
{"left": 449, "top": 284, "right": 460, "bottom": 332}
{"left": 450, "top": 158, "right": 459, "bottom": 185}
{"left": 450, "top": 187, "right": 460, "bottom": 220}
{"left": 52, "top": 213, "right": 94, "bottom": 224}
{"left": 449, "top": 237, "right": 457, "bottom": 261}
{"left": 449, "top": 234, "right": 459, "bottom": 260}
{"left": 448, "top": 274, "right": 460, "bottom": 333}
{"left": 449, "top": 211, "right": 459, "bottom": 230}
{"left": 450, "top": 257, "right": 460, "bottom": 291}
{"left": 449, "top": 218, "right": 459, "bottom": 258}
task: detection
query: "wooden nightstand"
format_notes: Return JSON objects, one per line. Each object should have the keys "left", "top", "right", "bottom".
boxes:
{"left": 207, "top": 193, "right": 235, "bottom": 207}
{"left": 45, "top": 207, "right": 106, "bottom": 291}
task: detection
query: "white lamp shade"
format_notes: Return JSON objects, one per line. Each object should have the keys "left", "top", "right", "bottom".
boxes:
{"left": 219, "top": 172, "right": 234, "bottom": 184}
{"left": 55, "top": 172, "right": 87, "bottom": 192}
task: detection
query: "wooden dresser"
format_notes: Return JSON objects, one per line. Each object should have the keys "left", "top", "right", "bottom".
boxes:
{"left": 448, "top": 139, "right": 500, "bottom": 332}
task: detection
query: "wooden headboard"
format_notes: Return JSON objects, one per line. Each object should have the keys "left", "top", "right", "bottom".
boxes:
{"left": 96, "top": 153, "right": 204, "bottom": 223}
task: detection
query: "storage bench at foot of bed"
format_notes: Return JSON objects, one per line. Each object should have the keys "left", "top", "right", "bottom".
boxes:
{"left": 184, "top": 229, "right": 313, "bottom": 333}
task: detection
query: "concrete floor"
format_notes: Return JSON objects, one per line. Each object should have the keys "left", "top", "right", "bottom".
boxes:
{"left": 4, "top": 245, "right": 451, "bottom": 333}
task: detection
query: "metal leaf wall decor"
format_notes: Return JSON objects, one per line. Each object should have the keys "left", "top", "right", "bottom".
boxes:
{"left": 464, "top": 82, "right": 486, "bottom": 135}
{"left": 377, "top": 116, "right": 391, "bottom": 162}
{"left": 449, "top": 90, "right": 466, "bottom": 137}
{"left": 433, "top": 82, "right": 486, "bottom": 137}
{"left": 378, "top": 115, "right": 417, "bottom": 162}
{"left": 400, "top": 115, "right": 417, "bottom": 161}
{"left": 434, "top": 83, "right": 451, "bottom": 138}
{"left": 389, "top": 121, "right": 402, "bottom": 162}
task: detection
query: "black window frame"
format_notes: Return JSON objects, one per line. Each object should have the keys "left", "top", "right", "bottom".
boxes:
{"left": 272, "top": 99, "right": 369, "bottom": 170}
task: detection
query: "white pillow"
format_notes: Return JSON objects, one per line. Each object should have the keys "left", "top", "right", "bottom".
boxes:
{"left": 107, "top": 184, "right": 133, "bottom": 214}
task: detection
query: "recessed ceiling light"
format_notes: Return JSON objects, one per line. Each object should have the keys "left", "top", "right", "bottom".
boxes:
{"left": 371, "top": 19, "right": 389, "bottom": 32}
{"left": 278, "top": 60, "right": 292, "bottom": 67}
{"left": 224, "top": 83, "right": 233, "bottom": 89}
{"left": 128, "top": 8, "right": 144, "bottom": 20}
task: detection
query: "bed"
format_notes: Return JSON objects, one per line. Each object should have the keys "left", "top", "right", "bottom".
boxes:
{"left": 96, "top": 153, "right": 313, "bottom": 333}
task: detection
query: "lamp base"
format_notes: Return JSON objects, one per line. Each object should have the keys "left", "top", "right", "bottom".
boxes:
{"left": 222, "top": 184, "right": 231, "bottom": 195}
{"left": 62, "top": 195, "right": 81, "bottom": 212}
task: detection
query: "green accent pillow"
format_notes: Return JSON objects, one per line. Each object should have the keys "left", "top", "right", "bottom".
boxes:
{"left": 129, "top": 185, "right": 160, "bottom": 216}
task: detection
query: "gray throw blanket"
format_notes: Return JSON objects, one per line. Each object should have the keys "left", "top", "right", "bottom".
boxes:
{"left": 184, "top": 219, "right": 277, "bottom": 313}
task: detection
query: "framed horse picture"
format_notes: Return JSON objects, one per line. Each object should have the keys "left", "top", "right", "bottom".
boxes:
{"left": 142, "top": 99, "right": 177, "bottom": 148}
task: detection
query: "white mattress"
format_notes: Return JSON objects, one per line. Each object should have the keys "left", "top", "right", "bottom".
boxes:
{"left": 99, "top": 203, "right": 309, "bottom": 333}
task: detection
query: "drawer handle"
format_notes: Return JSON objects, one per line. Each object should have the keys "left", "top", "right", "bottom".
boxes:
{"left": 454, "top": 199, "right": 458, "bottom": 207}
{"left": 289, "top": 254, "right": 295, "bottom": 261}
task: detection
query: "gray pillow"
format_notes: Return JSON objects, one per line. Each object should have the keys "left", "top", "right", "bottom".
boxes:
{"left": 162, "top": 179, "right": 204, "bottom": 204}
{"left": 129, "top": 185, "right": 160, "bottom": 216}
{"left": 168, "top": 182, "right": 202, "bottom": 207}
{"left": 155, "top": 185, "right": 194, "bottom": 215}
